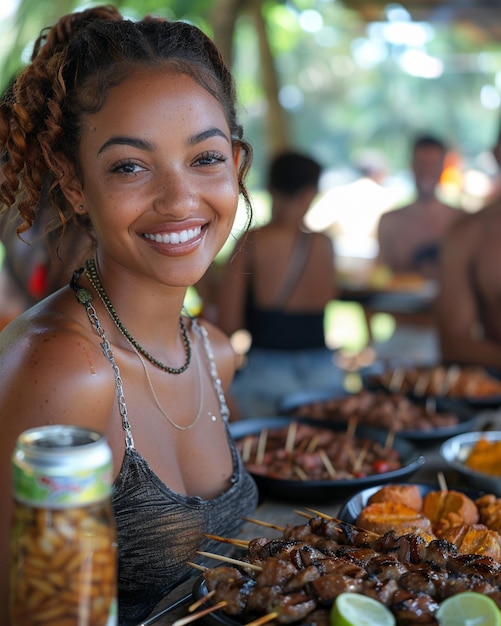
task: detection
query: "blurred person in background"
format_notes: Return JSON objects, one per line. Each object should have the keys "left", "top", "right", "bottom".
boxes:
{"left": 364, "top": 135, "right": 466, "bottom": 367}
{"left": 0, "top": 85, "right": 92, "bottom": 327}
{"left": 0, "top": 198, "right": 93, "bottom": 324}
{"left": 437, "top": 122, "right": 501, "bottom": 370}
{"left": 216, "top": 151, "right": 344, "bottom": 419}
{"left": 376, "top": 134, "right": 465, "bottom": 281}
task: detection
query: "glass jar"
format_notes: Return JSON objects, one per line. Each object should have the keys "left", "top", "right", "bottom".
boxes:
{"left": 9, "top": 425, "right": 117, "bottom": 626}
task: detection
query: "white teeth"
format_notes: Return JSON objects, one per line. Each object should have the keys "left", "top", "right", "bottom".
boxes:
{"left": 144, "top": 226, "right": 201, "bottom": 244}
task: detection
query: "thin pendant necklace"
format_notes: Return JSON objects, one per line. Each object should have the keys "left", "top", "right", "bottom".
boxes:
{"left": 84, "top": 258, "right": 191, "bottom": 375}
{"left": 133, "top": 342, "right": 205, "bottom": 431}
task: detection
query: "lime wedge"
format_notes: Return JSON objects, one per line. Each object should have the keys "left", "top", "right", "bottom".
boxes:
{"left": 330, "top": 592, "right": 396, "bottom": 626}
{"left": 436, "top": 592, "right": 501, "bottom": 626}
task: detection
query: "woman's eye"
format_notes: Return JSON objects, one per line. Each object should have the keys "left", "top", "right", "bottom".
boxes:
{"left": 196, "top": 151, "right": 227, "bottom": 166}
{"left": 111, "top": 161, "right": 143, "bottom": 174}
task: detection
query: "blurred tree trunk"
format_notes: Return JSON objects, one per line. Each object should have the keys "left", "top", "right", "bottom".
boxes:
{"left": 247, "top": 0, "right": 290, "bottom": 155}
{"left": 210, "top": 0, "right": 244, "bottom": 65}
{"left": 209, "top": 0, "right": 290, "bottom": 156}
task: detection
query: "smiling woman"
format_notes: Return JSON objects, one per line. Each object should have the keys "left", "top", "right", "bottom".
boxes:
{"left": 0, "top": 6, "right": 257, "bottom": 626}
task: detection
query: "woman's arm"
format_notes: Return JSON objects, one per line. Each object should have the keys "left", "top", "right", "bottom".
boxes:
{"left": 437, "top": 216, "right": 501, "bottom": 368}
{"left": 215, "top": 234, "right": 252, "bottom": 337}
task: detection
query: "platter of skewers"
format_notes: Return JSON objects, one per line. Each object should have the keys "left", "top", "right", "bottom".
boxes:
{"left": 229, "top": 417, "right": 424, "bottom": 501}
{"left": 278, "top": 388, "right": 479, "bottom": 443}
{"left": 187, "top": 494, "right": 501, "bottom": 626}
{"left": 364, "top": 363, "right": 501, "bottom": 408}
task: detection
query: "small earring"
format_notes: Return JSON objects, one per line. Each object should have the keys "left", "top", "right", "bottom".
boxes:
{"left": 76, "top": 204, "right": 84, "bottom": 213}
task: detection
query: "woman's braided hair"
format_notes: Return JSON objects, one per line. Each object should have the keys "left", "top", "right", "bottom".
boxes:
{"left": 0, "top": 4, "right": 252, "bottom": 237}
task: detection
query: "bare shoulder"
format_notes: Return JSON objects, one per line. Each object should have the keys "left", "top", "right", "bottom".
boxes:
{"left": 0, "top": 291, "right": 116, "bottom": 434}
{"left": 446, "top": 208, "right": 486, "bottom": 244}
{"left": 378, "top": 206, "right": 410, "bottom": 230}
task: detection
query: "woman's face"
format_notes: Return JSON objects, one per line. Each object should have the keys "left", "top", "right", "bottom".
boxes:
{"left": 65, "top": 68, "right": 240, "bottom": 288}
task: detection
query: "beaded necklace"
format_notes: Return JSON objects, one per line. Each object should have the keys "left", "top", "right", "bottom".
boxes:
{"left": 84, "top": 258, "right": 191, "bottom": 375}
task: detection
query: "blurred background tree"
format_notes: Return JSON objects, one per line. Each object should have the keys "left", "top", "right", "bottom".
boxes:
{"left": 1, "top": 0, "right": 500, "bottom": 188}
{"left": 1, "top": 0, "right": 501, "bottom": 350}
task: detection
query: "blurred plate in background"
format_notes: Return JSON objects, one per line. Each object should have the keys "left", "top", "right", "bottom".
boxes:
{"left": 278, "top": 387, "right": 479, "bottom": 444}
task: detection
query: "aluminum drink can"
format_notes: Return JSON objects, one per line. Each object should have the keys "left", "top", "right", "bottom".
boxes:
{"left": 9, "top": 425, "right": 117, "bottom": 626}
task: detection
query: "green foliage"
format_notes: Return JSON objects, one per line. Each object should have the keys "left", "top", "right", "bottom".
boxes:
{"left": 1, "top": 0, "right": 501, "bottom": 182}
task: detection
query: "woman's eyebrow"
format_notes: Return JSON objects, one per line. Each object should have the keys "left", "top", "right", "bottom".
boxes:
{"left": 189, "top": 127, "right": 230, "bottom": 145}
{"left": 98, "top": 136, "right": 154, "bottom": 154}
{"left": 97, "top": 128, "right": 230, "bottom": 155}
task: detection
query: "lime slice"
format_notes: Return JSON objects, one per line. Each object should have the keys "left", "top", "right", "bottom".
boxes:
{"left": 436, "top": 592, "right": 501, "bottom": 626}
{"left": 330, "top": 592, "right": 396, "bottom": 626}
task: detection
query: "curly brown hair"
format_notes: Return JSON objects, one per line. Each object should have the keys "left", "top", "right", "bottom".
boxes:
{"left": 0, "top": 4, "right": 253, "bottom": 240}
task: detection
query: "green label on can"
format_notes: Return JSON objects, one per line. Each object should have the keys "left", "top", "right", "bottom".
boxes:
{"left": 12, "top": 461, "right": 113, "bottom": 508}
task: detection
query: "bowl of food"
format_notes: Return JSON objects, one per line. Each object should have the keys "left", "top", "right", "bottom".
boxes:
{"left": 365, "top": 364, "right": 501, "bottom": 408}
{"left": 229, "top": 416, "right": 425, "bottom": 502}
{"left": 440, "top": 431, "right": 501, "bottom": 495}
{"left": 278, "top": 387, "right": 479, "bottom": 444}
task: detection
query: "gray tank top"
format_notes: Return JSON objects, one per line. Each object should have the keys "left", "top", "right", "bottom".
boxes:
{"left": 71, "top": 275, "right": 258, "bottom": 626}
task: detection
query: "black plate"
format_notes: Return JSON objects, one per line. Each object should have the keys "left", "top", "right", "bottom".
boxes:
{"left": 192, "top": 575, "right": 242, "bottom": 626}
{"left": 229, "top": 417, "right": 425, "bottom": 503}
{"left": 363, "top": 367, "right": 501, "bottom": 409}
{"left": 278, "top": 388, "right": 480, "bottom": 444}
{"left": 338, "top": 482, "right": 483, "bottom": 526}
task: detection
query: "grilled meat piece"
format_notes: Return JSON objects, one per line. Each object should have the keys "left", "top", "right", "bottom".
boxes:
{"left": 390, "top": 589, "right": 440, "bottom": 625}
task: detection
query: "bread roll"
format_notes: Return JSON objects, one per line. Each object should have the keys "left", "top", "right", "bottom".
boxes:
{"left": 422, "top": 490, "right": 479, "bottom": 533}
{"left": 356, "top": 501, "right": 434, "bottom": 538}
{"left": 367, "top": 484, "right": 423, "bottom": 512}
{"left": 439, "top": 524, "right": 501, "bottom": 562}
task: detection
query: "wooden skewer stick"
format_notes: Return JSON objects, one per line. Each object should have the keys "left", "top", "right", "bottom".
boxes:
{"left": 319, "top": 449, "right": 336, "bottom": 478}
{"left": 245, "top": 612, "right": 279, "bottom": 626}
{"left": 389, "top": 367, "right": 405, "bottom": 393}
{"left": 304, "top": 507, "right": 333, "bottom": 519}
{"left": 295, "top": 509, "right": 381, "bottom": 537}
{"left": 437, "top": 471, "right": 448, "bottom": 491}
{"left": 293, "top": 509, "right": 314, "bottom": 519}
{"left": 443, "top": 364, "right": 460, "bottom": 396}
{"left": 242, "top": 436, "right": 253, "bottom": 463}
{"left": 186, "top": 561, "right": 207, "bottom": 572}
{"left": 196, "top": 551, "right": 263, "bottom": 572}
{"left": 256, "top": 429, "right": 268, "bottom": 465}
{"left": 346, "top": 416, "right": 357, "bottom": 439}
{"left": 204, "top": 533, "right": 249, "bottom": 548}
{"left": 293, "top": 464, "right": 309, "bottom": 481}
{"left": 171, "top": 601, "right": 228, "bottom": 626}
{"left": 352, "top": 441, "right": 369, "bottom": 473}
{"left": 413, "top": 371, "right": 429, "bottom": 397}
{"left": 188, "top": 590, "right": 216, "bottom": 612}
{"left": 304, "top": 509, "right": 381, "bottom": 536}
{"left": 285, "top": 421, "right": 298, "bottom": 454}
{"left": 241, "top": 517, "right": 284, "bottom": 532}
{"left": 306, "top": 435, "right": 320, "bottom": 453}
{"left": 384, "top": 429, "right": 395, "bottom": 452}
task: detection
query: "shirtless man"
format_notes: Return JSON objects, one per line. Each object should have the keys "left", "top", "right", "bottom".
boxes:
{"left": 437, "top": 148, "right": 501, "bottom": 368}
{"left": 377, "top": 135, "right": 465, "bottom": 280}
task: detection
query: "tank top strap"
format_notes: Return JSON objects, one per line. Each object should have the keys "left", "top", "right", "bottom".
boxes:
{"left": 191, "top": 318, "right": 230, "bottom": 423}
{"left": 71, "top": 268, "right": 135, "bottom": 450}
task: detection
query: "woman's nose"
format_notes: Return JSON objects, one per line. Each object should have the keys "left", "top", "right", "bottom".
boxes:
{"left": 153, "top": 170, "right": 198, "bottom": 215}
